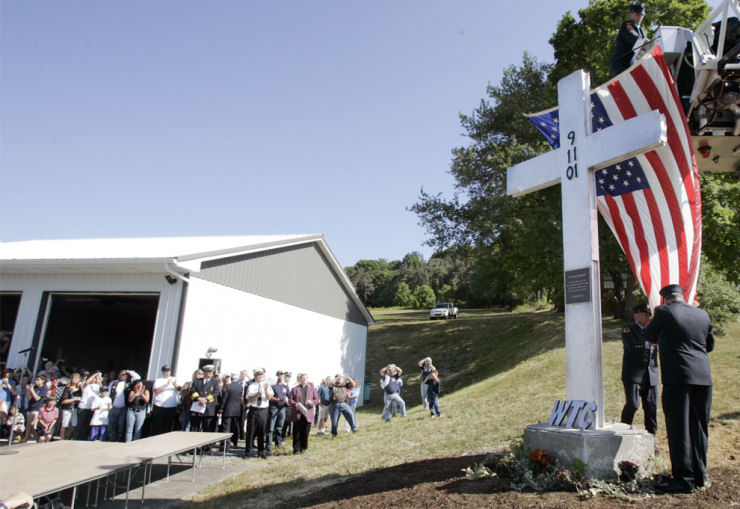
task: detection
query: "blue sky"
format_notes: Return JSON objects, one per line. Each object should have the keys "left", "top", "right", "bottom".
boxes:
{"left": 0, "top": 1, "right": 721, "bottom": 267}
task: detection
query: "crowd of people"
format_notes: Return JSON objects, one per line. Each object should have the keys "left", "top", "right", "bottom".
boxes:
{"left": 0, "top": 358, "right": 367, "bottom": 459}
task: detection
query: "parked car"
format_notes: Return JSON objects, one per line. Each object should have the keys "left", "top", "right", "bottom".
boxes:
{"left": 429, "top": 302, "right": 458, "bottom": 320}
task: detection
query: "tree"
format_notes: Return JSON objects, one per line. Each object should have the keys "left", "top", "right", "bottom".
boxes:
{"left": 349, "top": 267, "right": 374, "bottom": 305}
{"left": 398, "top": 252, "right": 430, "bottom": 289}
{"left": 699, "top": 173, "right": 740, "bottom": 285}
{"left": 394, "top": 282, "right": 414, "bottom": 308}
{"left": 413, "top": 284, "right": 437, "bottom": 309}
{"left": 697, "top": 259, "right": 740, "bottom": 335}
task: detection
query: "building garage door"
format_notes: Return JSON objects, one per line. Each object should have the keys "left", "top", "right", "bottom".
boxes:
{"left": 36, "top": 293, "right": 159, "bottom": 377}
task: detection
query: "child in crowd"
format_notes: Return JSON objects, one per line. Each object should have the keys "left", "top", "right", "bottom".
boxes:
{"left": 4, "top": 404, "right": 25, "bottom": 441}
{"left": 89, "top": 386, "right": 112, "bottom": 441}
{"left": 37, "top": 397, "right": 59, "bottom": 443}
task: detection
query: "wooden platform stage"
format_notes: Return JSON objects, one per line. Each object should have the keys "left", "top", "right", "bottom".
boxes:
{"left": 0, "top": 431, "right": 231, "bottom": 508}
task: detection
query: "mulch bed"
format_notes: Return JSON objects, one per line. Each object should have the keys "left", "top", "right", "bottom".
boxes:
{"left": 274, "top": 454, "right": 740, "bottom": 508}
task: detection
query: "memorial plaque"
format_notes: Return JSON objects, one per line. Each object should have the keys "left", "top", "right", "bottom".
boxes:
{"left": 565, "top": 268, "right": 591, "bottom": 304}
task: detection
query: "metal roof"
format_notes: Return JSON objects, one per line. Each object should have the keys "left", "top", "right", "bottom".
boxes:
{"left": 0, "top": 235, "right": 317, "bottom": 262}
{"left": 0, "top": 235, "right": 373, "bottom": 325}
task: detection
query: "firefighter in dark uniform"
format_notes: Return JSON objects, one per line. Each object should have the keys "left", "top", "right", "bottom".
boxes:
{"left": 610, "top": 2, "right": 647, "bottom": 77}
{"left": 620, "top": 304, "right": 658, "bottom": 435}
{"left": 645, "top": 284, "right": 715, "bottom": 494}
{"left": 189, "top": 364, "right": 219, "bottom": 433}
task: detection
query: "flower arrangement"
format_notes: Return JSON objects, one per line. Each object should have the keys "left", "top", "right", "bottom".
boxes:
{"left": 528, "top": 449, "right": 556, "bottom": 476}
{"left": 618, "top": 460, "right": 640, "bottom": 482}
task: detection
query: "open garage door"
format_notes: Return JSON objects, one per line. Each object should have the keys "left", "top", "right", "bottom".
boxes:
{"left": 38, "top": 293, "right": 159, "bottom": 377}
{"left": 0, "top": 292, "right": 22, "bottom": 369}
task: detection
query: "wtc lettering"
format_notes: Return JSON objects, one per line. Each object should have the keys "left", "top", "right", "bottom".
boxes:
{"left": 548, "top": 399, "right": 597, "bottom": 430}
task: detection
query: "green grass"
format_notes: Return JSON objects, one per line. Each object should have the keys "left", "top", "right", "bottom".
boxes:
{"left": 181, "top": 309, "right": 739, "bottom": 508}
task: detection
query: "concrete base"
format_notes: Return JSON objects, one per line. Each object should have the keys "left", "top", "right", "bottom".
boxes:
{"left": 523, "top": 423, "right": 655, "bottom": 481}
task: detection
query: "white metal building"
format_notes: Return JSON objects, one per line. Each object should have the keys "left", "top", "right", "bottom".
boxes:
{"left": 0, "top": 235, "right": 373, "bottom": 392}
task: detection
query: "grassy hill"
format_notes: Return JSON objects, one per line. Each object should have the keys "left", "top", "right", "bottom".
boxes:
{"left": 185, "top": 308, "right": 739, "bottom": 508}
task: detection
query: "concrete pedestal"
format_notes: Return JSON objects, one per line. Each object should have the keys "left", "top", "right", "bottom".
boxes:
{"left": 523, "top": 423, "right": 654, "bottom": 481}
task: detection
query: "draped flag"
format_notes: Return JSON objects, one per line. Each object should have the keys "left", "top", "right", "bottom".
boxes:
{"left": 526, "top": 47, "right": 702, "bottom": 309}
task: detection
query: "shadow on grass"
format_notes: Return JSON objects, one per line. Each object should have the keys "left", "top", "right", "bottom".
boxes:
{"left": 269, "top": 454, "right": 489, "bottom": 508}
{"left": 713, "top": 412, "right": 740, "bottom": 421}
{"left": 179, "top": 455, "right": 490, "bottom": 508}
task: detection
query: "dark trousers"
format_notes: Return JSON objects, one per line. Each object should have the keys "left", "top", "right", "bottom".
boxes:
{"left": 74, "top": 409, "right": 93, "bottom": 441}
{"left": 283, "top": 407, "right": 293, "bottom": 438}
{"left": 222, "top": 416, "right": 241, "bottom": 448}
{"left": 662, "top": 384, "right": 712, "bottom": 489}
{"left": 620, "top": 381, "right": 658, "bottom": 434}
{"left": 150, "top": 406, "right": 177, "bottom": 436}
{"left": 107, "top": 406, "right": 127, "bottom": 442}
{"left": 189, "top": 414, "right": 216, "bottom": 433}
{"left": 292, "top": 415, "right": 311, "bottom": 453}
{"left": 245, "top": 407, "right": 268, "bottom": 455}
{"left": 239, "top": 412, "right": 246, "bottom": 440}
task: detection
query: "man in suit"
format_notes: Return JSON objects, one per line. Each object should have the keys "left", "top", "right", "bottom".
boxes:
{"left": 289, "top": 373, "right": 319, "bottom": 455}
{"left": 189, "top": 364, "right": 219, "bottom": 433}
{"left": 645, "top": 284, "right": 715, "bottom": 493}
{"left": 620, "top": 304, "right": 659, "bottom": 435}
{"left": 219, "top": 372, "right": 244, "bottom": 451}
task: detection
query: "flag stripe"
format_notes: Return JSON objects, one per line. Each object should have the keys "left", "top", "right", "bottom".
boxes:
{"left": 630, "top": 187, "right": 666, "bottom": 304}
{"left": 601, "top": 196, "right": 642, "bottom": 289}
{"left": 644, "top": 149, "right": 688, "bottom": 284}
{"left": 641, "top": 186, "right": 670, "bottom": 292}
{"left": 621, "top": 192, "right": 653, "bottom": 297}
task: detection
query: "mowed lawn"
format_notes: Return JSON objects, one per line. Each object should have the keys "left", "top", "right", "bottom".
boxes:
{"left": 183, "top": 308, "right": 739, "bottom": 508}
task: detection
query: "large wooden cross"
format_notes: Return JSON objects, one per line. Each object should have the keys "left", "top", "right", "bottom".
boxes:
{"left": 507, "top": 70, "right": 666, "bottom": 428}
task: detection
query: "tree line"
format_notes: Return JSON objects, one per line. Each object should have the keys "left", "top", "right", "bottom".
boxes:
{"left": 348, "top": 0, "right": 739, "bottom": 333}
{"left": 344, "top": 251, "right": 474, "bottom": 309}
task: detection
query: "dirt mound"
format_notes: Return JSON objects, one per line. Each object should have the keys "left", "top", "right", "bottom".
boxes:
{"left": 275, "top": 454, "right": 740, "bottom": 508}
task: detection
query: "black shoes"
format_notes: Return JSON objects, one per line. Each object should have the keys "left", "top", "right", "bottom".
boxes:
{"left": 656, "top": 479, "right": 694, "bottom": 494}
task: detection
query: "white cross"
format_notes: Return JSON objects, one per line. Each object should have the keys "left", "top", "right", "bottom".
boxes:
{"left": 507, "top": 70, "right": 666, "bottom": 428}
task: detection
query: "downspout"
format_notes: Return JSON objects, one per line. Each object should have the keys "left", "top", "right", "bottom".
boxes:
{"left": 159, "top": 262, "right": 190, "bottom": 378}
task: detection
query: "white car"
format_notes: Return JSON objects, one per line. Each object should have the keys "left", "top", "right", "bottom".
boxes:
{"left": 429, "top": 302, "right": 458, "bottom": 320}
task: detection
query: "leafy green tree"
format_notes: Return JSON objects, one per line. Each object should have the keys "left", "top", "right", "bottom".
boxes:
{"left": 697, "top": 259, "right": 740, "bottom": 335}
{"left": 413, "top": 284, "right": 437, "bottom": 309}
{"left": 699, "top": 173, "right": 740, "bottom": 285}
{"left": 348, "top": 266, "right": 374, "bottom": 305}
{"left": 398, "top": 252, "right": 430, "bottom": 289}
{"left": 394, "top": 282, "right": 414, "bottom": 308}
{"left": 437, "top": 284, "right": 453, "bottom": 301}
{"left": 372, "top": 269, "right": 399, "bottom": 307}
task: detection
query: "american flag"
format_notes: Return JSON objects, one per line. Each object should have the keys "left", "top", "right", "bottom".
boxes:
{"left": 527, "top": 47, "right": 702, "bottom": 309}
